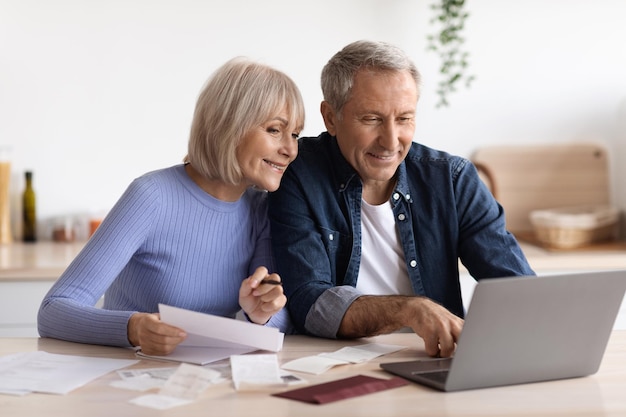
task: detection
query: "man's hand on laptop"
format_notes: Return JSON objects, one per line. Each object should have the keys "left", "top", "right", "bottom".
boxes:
{"left": 338, "top": 295, "right": 464, "bottom": 358}
{"left": 406, "top": 297, "right": 464, "bottom": 358}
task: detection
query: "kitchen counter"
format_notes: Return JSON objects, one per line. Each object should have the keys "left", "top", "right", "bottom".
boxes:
{"left": 1, "top": 240, "right": 625, "bottom": 282}
{"left": 518, "top": 240, "right": 626, "bottom": 272}
{"left": 0, "top": 241, "right": 85, "bottom": 281}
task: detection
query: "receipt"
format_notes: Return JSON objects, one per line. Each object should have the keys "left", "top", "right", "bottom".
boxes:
{"left": 230, "top": 354, "right": 284, "bottom": 391}
{"left": 281, "top": 343, "right": 406, "bottom": 375}
{"left": 159, "top": 363, "right": 222, "bottom": 399}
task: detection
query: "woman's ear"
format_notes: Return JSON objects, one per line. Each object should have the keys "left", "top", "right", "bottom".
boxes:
{"left": 320, "top": 101, "right": 338, "bottom": 136}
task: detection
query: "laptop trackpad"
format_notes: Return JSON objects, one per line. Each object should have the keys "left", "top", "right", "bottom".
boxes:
{"left": 410, "top": 358, "right": 453, "bottom": 374}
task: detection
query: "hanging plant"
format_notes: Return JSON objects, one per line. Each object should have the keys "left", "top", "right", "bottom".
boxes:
{"left": 426, "top": 0, "right": 475, "bottom": 107}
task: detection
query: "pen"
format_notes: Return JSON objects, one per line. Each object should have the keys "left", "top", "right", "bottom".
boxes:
{"left": 260, "top": 278, "right": 282, "bottom": 286}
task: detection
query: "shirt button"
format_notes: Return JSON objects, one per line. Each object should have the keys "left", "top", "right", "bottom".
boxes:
{"left": 329, "top": 233, "right": 334, "bottom": 241}
{"left": 398, "top": 213, "right": 406, "bottom": 221}
{"left": 393, "top": 193, "right": 400, "bottom": 201}
{"left": 410, "top": 260, "right": 417, "bottom": 268}
{"left": 405, "top": 194, "right": 411, "bottom": 200}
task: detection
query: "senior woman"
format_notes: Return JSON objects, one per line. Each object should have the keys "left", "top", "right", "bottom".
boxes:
{"left": 38, "top": 57, "right": 304, "bottom": 355}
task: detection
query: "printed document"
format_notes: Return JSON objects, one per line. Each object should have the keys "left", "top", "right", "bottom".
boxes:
{"left": 136, "top": 304, "right": 284, "bottom": 365}
{"left": 0, "top": 351, "right": 137, "bottom": 395}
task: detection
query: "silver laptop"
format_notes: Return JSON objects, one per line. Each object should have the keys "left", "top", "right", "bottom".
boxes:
{"left": 380, "top": 269, "right": 626, "bottom": 392}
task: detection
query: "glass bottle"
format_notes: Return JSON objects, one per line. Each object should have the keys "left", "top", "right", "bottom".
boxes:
{"left": 22, "top": 171, "right": 36, "bottom": 242}
{"left": 0, "top": 146, "right": 11, "bottom": 244}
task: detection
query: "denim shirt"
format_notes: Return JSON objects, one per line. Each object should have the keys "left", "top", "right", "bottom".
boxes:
{"left": 268, "top": 132, "right": 534, "bottom": 337}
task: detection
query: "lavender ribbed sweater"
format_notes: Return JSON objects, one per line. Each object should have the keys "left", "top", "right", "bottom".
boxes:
{"left": 38, "top": 164, "right": 291, "bottom": 347}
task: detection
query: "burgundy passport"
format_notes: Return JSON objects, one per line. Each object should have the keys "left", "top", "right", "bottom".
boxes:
{"left": 272, "top": 374, "right": 409, "bottom": 404}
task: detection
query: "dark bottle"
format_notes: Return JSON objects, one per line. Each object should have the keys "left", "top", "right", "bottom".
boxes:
{"left": 22, "top": 171, "right": 36, "bottom": 242}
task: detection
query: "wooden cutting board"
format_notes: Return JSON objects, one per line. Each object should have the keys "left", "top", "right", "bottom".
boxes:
{"left": 471, "top": 143, "right": 611, "bottom": 236}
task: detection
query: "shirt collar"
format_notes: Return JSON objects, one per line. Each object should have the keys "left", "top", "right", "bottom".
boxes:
{"left": 392, "top": 162, "right": 413, "bottom": 205}
{"left": 324, "top": 132, "right": 412, "bottom": 204}
{"left": 325, "top": 133, "right": 360, "bottom": 192}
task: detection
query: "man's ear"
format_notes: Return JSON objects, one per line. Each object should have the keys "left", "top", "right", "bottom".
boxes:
{"left": 320, "top": 101, "right": 338, "bottom": 136}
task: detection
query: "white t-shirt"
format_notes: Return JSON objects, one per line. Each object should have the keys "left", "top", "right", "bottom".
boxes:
{"left": 356, "top": 199, "right": 413, "bottom": 296}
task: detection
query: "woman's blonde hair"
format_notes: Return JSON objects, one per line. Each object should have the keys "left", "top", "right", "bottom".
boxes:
{"left": 185, "top": 57, "right": 305, "bottom": 184}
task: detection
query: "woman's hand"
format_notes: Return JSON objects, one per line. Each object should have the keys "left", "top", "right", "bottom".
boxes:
{"left": 239, "top": 266, "right": 287, "bottom": 325}
{"left": 127, "top": 312, "right": 187, "bottom": 356}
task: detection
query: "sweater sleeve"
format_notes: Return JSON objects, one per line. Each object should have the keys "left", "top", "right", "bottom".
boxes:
{"left": 37, "top": 177, "right": 158, "bottom": 347}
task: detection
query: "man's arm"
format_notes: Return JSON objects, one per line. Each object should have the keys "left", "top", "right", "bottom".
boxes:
{"left": 455, "top": 160, "right": 535, "bottom": 278}
{"left": 338, "top": 295, "right": 464, "bottom": 357}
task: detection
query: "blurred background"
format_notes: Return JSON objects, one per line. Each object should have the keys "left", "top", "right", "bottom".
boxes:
{"left": 1, "top": 0, "right": 625, "bottom": 240}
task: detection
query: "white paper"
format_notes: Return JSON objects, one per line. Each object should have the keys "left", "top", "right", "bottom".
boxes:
{"left": 117, "top": 366, "right": 178, "bottom": 381}
{"left": 281, "top": 343, "right": 406, "bottom": 375}
{"left": 128, "top": 363, "right": 223, "bottom": 409}
{"left": 136, "top": 304, "right": 284, "bottom": 365}
{"left": 281, "top": 355, "right": 348, "bottom": 375}
{"left": 111, "top": 376, "right": 168, "bottom": 391}
{"left": 111, "top": 367, "right": 179, "bottom": 391}
{"left": 159, "top": 363, "right": 222, "bottom": 399}
{"left": 162, "top": 304, "right": 284, "bottom": 351}
{"left": 129, "top": 394, "right": 193, "bottom": 410}
{"left": 0, "top": 351, "right": 138, "bottom": 395}
{"left": 319, "top": 343, "right": 406, "bottom": 363}
{"left": 354, "top": 342, "right": 407, "bottom": 356}
{"left": 230, "top": 354, "right": 284, "bottom": 390}
{"left": 0, "top": 353, "right": 34, "bottom": 395}
{"left": 137, "top": 345, "right": 254, "bottom": 365}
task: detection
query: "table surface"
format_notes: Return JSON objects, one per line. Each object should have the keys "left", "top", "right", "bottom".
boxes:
{"left": 2, "top": 332, "right": 625, "bottom": 417}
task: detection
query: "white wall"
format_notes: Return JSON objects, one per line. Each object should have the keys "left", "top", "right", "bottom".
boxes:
{"left": 1, "top": 0, "right": 625, "bottom": 239}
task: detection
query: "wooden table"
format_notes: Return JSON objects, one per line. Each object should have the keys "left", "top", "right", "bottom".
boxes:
{"left": 1, "top": 332, "right": 625, "bottom": 417}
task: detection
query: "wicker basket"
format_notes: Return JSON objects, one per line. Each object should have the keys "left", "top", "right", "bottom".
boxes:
{"left": 529, "top": 205, "right": 619, "bottom": 249}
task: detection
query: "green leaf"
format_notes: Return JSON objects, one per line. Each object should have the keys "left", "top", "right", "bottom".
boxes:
{"left": 426, "top": 0, "right": 474, "bottom": 108}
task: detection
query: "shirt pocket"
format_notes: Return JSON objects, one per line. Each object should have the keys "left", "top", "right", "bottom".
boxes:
{"left": 319, "top": 227, "right": 352, "bottom": 284}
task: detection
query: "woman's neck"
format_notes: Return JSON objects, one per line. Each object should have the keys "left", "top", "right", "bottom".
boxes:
{"left": 184, "top": 164, "right": 246, "bottom": 202}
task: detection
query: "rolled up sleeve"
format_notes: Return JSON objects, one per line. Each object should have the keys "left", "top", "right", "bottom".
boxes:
{"left": 305, "top": 286, "right": 362, "bottom": 338}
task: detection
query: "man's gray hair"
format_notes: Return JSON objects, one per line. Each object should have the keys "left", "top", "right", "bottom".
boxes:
{"left": 321, "top": 40, "right": 421, "bottom": 116}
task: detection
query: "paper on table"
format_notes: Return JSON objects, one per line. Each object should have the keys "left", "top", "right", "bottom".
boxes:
{"left": 281, "top": 343, "right": 406, "bottom": 375}
{"left": 112, "top": 367, "right": 179, "bottom": 391}
{"left": 230, "top": 354, "right": 284, "bottom": 391}
{"left": 125, "top": 364, "right": 224, "bottom": 409}
{"left": 0, "top": 351, "right": 138, "bottom": 395}
{"left": 129, "top": 394, "right": 193, "bottom": 410}
{"left": 137, "top": 345, "right": 255, "bottom": 365}
{"left": 159, "top": 363, "right": 222, "bottom": 399}
{"left": 319, "top": 343, "right": 406, "bottom": 363}
{"left": 136, "top": 304, "right": 284, "bottom": 365}
{"left": 281, "top": 355, "right": 348, "bottom": 375}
